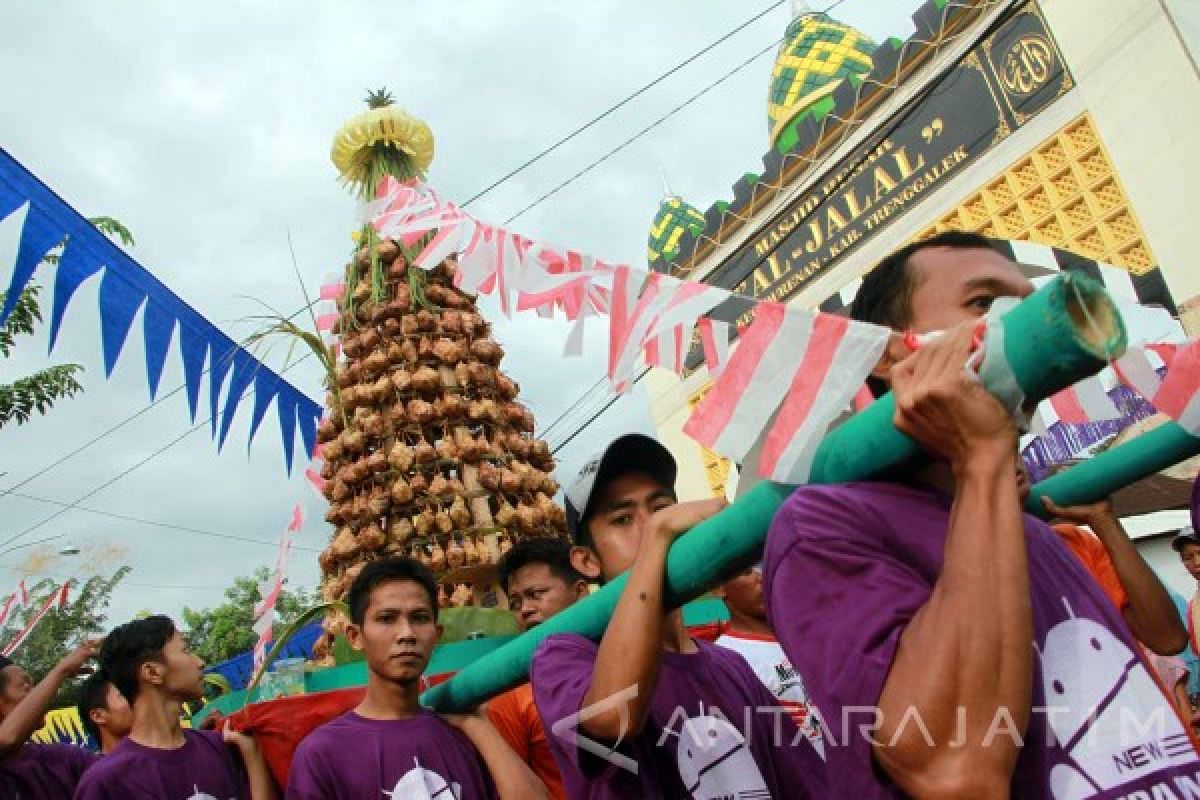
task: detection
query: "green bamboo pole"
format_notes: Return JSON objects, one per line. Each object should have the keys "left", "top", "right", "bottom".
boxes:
{"left": 422, "top": 273, "right": 1126, "bottom": 712}
{"left": 422, "top": 481, "right": 791, "bottom": 711}
{"left": 808, "top": 272, "right": 1126, "bottom": 484}
{"left": 1026, "top": 421, "right": 1200, "bottom": 516}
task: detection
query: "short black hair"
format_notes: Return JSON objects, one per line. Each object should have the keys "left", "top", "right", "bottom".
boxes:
{"left": 77, "top": 670, "right": 112, "bottom": 744}
{"left": 347, "top": 557, "right": 438, "bottom": 626}
{"left": 850, "top": 230, "right": 997, "bottom": 396}
{"left": 100, "top": 615, "right": 175, "bottom": 704}
{"left": 0, "top": 655, "right": 15, "bottom": 693}
{"left": 498, "top": 537, "right": 585, "bottom": 593}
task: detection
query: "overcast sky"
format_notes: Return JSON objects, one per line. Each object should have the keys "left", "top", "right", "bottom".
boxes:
{"left": 0, "top": 1, "right": 916, "bottom": 643}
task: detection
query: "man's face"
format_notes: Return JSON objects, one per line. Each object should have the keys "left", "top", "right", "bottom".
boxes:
{"left": 348, "top": 579, "right": 439, "bottom": 685}
{"left": 585, "top": 471, "right": 676, "bottom": 581}
{"left": 718, "top": 567, "right": 766, "bottom": 621}
{"left": 0, "top": 664, "right": 33, "bottom": 721}
{"left": 1179, "top": 543, "right": 1200, "bottom": 582}
{"left": 905, "top": 246, "right": 1034, "bottom": 333}
{"left": 506, "top": 564, "right": 586, "bottom": 632}
{"left": 154, "top": 631, "right": 206, "bottom": 703}
{"left": 93, "top": 682, "right": 134, "bottom": 739}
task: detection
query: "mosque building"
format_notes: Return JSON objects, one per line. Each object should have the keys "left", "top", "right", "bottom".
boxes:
{"left": 644, "top": 0, "right": 1200, "bottom": 596}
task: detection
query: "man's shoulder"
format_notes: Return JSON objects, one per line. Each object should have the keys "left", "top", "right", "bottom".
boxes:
{"left": 295, "top": 711, "right": 365, "bottom": 753}
{"left": 532, "top": 632, "right": 596, "bottom": 663}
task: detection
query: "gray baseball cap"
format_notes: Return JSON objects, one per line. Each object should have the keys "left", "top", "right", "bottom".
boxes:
{"left": 564, "top": 434, "right": 677, "bottom": 544}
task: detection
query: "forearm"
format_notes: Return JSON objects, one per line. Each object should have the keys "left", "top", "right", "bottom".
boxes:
{"left": 0, "top": 665, "right": 69, "bottom": 755}
{"left": 876, "top": 451, "right": 1032, "bottom": 796}
{"left": 1093, "top": 517, "right": 1186, "bottom": 654}
{"left": 460, "top": 717, "right": 547, "bottom": 800}
{"left": 235, "top": 740, "right": 277, "bottom": 800}
{"left": 581, "top": 535, "right": 670, "bottom": 740}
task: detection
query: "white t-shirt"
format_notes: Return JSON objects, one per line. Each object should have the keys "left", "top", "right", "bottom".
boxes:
{"left": 715, "top": 628, "right": 825, "bottom": 758}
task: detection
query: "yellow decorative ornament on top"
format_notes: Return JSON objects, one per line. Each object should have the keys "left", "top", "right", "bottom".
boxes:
{"left": 331, "top": 88, "right": 434, "bottom": 197}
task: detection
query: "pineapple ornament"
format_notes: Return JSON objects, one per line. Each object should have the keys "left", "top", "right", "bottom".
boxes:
{"left": 312, "top": 90, "right": 568, "bottom": 662}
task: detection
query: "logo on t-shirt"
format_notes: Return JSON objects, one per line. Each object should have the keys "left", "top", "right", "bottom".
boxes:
{"left": 1037, "top": 599, "right": 1196, "bottom": 799}
{"left": 672, "top": 709, "right": 770, "bottom": 800}
{"left": 185, "top": 786, "right": 234, "bottom": 800}
{"left": 382, "top": 757, "right": 462, "bottom": 799}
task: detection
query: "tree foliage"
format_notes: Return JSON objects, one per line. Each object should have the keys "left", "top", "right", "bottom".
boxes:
{"left": 182, "top": 568, "right": 315, "bottom": 667}
{"left": 3, "top": 568, "right": 131, "bottom": 705}
{"left": 0, "top": 215, "right": 136, "bottom": 430}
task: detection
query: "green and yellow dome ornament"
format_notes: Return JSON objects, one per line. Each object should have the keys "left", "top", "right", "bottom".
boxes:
{"left": 767, "top": 1, "right": 876, "bottom": 146}
{"left": 648, "top": 194, "right": 706, "bottom": 271}
{"left": 331, "top": 87, "right": 435, "bottom": 199}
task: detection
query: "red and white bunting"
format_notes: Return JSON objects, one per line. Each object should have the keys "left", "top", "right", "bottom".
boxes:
{"left": 0, "top": 593, "right": 16, "bottom": 631}
{"left": 2, "top": 582, "right": 70, "bottom": 658}
{"left": 698, "top": 317, "right": 732, "bottom": 378}
{"left": 364, "top": 180, "right": 906, "bottom": 481}
{"left": 1147, "top": 340, "right": 1200, "bottom": 434}
{"left": 17, "top": 580, "right": 29, "bottom": 608}
{"left": 756, "top": 315, "right": 889, "bottom": 483}
{"left": 305, "top": 439, "right": 328, "bottom": 495}
{"left": 252, "top": 505, "right": 302, "bottom": 674}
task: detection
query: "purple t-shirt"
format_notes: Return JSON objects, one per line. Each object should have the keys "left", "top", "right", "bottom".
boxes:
{"left": 285, "top": 709, "right": 496, "bottom": 800}
{"left": 73, "top": 729, "right": 249, "bottom": 799}
{"left": 764, "top": 481, "right": 1200, "bottom": 799}
{"left": 0, "top": 741, "right": 95, "bottom": 798}
{"left": 531, "top": 632, "right": 827, "bottom": 799}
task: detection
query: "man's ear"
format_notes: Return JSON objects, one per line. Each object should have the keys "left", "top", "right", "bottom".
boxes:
{"left": 140, "top": 660, "right": 164, "bottom": 689}
{"left": 870, "top": 332, "right": 914, "bottom": 384}
{"left": 90, "top": 707, "right": 107, "bottom": 729}
{"left": 345, "top": 623, "right": 364, "bottom": 653}
{"left": 571, "top": 579, "right": 591, "bottom": 600}
{"left": 434, "top": 623, "right": 445, "bottom": 642}
{"left": 570, "top": 546, "right": 602, "bottom": 581}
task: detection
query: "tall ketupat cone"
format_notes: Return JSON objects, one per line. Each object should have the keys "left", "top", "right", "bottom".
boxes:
{"left": 313, "top": 91, "right": 567, "bottom": 661}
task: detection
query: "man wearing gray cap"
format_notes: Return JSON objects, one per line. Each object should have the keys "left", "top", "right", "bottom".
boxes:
{"left": 1172, "top": 527, "right": 1200, "bottom": 656}
{"left": 530, "top": 433, "right": 826, "bottom": 799}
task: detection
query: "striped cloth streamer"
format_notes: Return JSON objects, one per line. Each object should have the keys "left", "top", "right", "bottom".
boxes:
{"left": 698, "top": 317, "right": 731, "bottom": 378}
{"left": 2, "top": 582, "right": 70, "bottom": 657}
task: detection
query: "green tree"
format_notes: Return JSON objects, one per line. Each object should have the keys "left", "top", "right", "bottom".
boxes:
{"left": 2, "top": 567, "right": 132, "bottom": 705}
{"left": 182, "top": 568, "right": 316, "bottom": 667}
{"left": 0, "top": 216, "right": 135, "bottom": 429}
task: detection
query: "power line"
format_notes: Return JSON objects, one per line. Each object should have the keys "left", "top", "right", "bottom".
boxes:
{"left": 0, "top": 8, "right": 791, "bottom": 504}
{"left": 4, "top": 490, "right": 321, "bottom": 554}
{"left": 460, "top": 1, "right": 787, "bottom": 208}
{"left": 0, "top": 351, "right": 316, "bottom": 551}
{"left": 503, "top": 36, "right": 785, "bottom": 226}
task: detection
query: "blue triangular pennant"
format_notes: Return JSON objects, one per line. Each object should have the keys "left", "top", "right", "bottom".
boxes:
{"left": 217, "top": 350, "right": 259, "bottom": 451}
{"left": 0, "top": 183, "right": 27, "bottom": 225}
{"left": 207, "top": 340, "right": 236, "bottom": 436}
{"left": 98, "top": 269, "right": 148, "bottom": 377}
{"left": 142, "top": 301, "right": 177, "bottom": 400}
{"left": 247, "top": 370, "right": 282, "bottom": 449}
{"left": 1, "top": 204, "right": 64, "bottom": 324}
{"left": 276, "top": 392, "right": 298, "bottom": 473}
{"left": 47, "top": 240, "right": 104, "bottom": 353}
{"left": 177, "top": 324, "right": 208, "bottom": 421}
{"left": 297, "top": 402, "right": 318, "bottom": 460}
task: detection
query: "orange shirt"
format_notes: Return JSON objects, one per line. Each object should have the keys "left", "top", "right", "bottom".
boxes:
{"left": 1053, "top": 522, "right": 1129, "bottom": 610}
{"left": 486, "top": 682, "right": 565, "bottom": 800}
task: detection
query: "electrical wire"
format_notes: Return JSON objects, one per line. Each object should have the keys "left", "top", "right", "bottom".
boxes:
{"left": 460, "top": 0, "right": 787, "bottom": 207}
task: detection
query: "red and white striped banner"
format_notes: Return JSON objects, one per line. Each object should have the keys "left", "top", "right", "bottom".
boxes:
{"left": 17, "top": 580, "right": 29, "bottom": 608}
{"left": 2, "top": 582, "right": 70, "bottom": 658}
{"left": 0, "top": 593, "right": 16, "bottom": 631}
{"left": 697, "top": 318, "right": 732, "bottom": 378}
{"left": 252, "top": 505, "right": 303, "bottom": 674}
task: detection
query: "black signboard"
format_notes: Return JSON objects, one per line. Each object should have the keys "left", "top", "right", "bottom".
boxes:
{"left": 685, "top": 2, "right": 1072, "bottom": 368}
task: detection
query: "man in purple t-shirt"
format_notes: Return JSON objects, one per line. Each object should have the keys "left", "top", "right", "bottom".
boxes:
{"left": 74, "top": 615, "right": 275, "bottom": 799}
{"left": 0, "top": 643, "right": 98, "bottom": 798}
{"left": 764, "top": 230, "right": 1200, "bottom": 798}
{"left": 286, "top": 556, "right": 546, "bottom": 800}
{"left": 531, "top": 434, "right": 827, "bottom": 798}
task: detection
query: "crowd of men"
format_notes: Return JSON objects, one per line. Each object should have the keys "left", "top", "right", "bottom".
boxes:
{"left": 1, "top": 231, "right": 1198, "bottom": 798}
